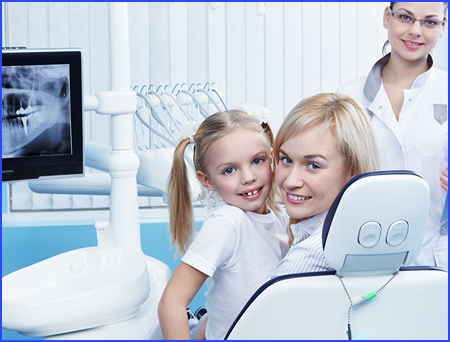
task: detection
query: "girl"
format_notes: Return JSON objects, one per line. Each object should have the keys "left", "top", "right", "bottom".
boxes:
{"left": 272, "top": 93, "right": 379, "bottom": 277}
{"left": 337, "top": 2, "right": 448, "bottom": 270}
{"left": 158, "top": 109, "right": 289, "bottom": 339}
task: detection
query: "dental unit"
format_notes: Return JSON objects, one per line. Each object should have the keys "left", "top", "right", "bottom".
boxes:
{"left": 2, "top": 2, "right": 447, "bottom": 340}
{"left": 2, "top": 3, "right": 223, "bottom": 339}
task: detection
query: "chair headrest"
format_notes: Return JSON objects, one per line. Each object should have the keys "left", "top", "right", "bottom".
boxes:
{"left": 322, "top": 170, "right": 429, "bottom": 277}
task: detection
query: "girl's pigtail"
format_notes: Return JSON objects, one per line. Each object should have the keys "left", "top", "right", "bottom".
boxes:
{"left": 261, "top": 122, "right": 274, "bottom": 148}
{"left": 261, "top": 121, "right": 282, "bottom": 215}
{"left": 167, "top": 138, "right": 195, "bottom": 257}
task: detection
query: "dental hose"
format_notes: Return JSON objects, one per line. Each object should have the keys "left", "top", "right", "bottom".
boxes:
{"left": 336, "top": 271, "right": 399, "bottom": 340}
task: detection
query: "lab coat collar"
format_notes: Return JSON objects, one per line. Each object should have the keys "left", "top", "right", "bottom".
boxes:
{"left": 363, "top": 53, "right": 434, "bottom": 102}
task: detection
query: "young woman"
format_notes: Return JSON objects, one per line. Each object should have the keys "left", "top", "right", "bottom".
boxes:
{"left": 272, "top": 93, "right": 379, "bottom": 276}
{"left": 158, "top": 110, "right": 289, "bottom": 339}
{"left": 337, "top": 2, "right": 448, "bottom": 270}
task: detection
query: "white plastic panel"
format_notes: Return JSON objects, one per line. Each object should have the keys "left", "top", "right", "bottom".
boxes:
{"left": 226, "top": 269, "right": 448, "bottom": 340}
{"left": 324, "top": 173, "right": 429, "bottom": 276}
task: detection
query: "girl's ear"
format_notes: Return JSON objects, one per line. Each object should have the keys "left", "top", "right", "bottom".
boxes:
{"left": 383, "top": 6, "right": 390, "bottom": 29}
{"left": 196, "top": 170, "right": 216, "bottom": 191}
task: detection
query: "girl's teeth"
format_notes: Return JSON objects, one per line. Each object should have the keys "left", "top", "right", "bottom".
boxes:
{"left": 244, "top": 189, "right": 259, "bottom": 196}
{"left": 288, "top": 194, "right": 308, "bottom": 201}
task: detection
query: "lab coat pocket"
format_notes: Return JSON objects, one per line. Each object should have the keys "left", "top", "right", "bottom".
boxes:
{"left": 415, "top": 109, "right": 448, "bottom": 159}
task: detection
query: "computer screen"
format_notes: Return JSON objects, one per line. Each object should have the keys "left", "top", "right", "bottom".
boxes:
{"left": 2, "top": 48, "right": 84, "bottom": 182}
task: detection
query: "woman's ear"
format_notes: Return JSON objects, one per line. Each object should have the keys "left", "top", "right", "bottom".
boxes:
{"left": 196, "top": 170, "right": 216, "bottom": 191}
{"left": 383, "top": 6, "right": 390, "bottom": 29}
{"left": 439, "top": 18, "right": 447, "bottom": 38}
{"left": 346, "top": 166, "right": 355, "bottom": 182}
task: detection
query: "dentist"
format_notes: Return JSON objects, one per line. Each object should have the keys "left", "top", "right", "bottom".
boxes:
{"left": 337, "top": 2, "right": 448, "bottom": 271}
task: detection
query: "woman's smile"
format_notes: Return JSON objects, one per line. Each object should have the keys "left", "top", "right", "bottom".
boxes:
{"left": 286, "top": 192, "right": 311, "bottom": 203}
{"left": 276, "top": 125, "right": 352, "bottom": 220}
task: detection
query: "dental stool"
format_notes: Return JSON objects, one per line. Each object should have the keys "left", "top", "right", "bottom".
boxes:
{"left": 225, "top": 171, "right": 448, "bottom": 340}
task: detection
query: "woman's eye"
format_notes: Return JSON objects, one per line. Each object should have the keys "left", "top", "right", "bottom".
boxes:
{"left": 280, "top": 156, "right": 292, "bottom": 165}
{"left": 223, "top": 167, "right": 235, "bottom": 175}
{"left": 253, "top": 158, "right": 264, "bottom": 165}
{"left": 424, "top": 19, "right": 438, "bottom": 26}
{"left": 307, "top": 163, "right": 320, "bottom": 170}
{"left": 399, "top": 14, "right": 413, "bottom": 21}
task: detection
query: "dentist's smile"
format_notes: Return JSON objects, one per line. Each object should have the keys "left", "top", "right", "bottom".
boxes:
{"left": 401, "top": 39, "right": 424, "bottom": 50}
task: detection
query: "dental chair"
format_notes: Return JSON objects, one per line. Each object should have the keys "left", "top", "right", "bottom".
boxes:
{"left": 225, "top": 170, "right": 448, "bottom": 340}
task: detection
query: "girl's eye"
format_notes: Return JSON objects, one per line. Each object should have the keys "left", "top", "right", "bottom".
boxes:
{"left": 253, "top": 158, "right": 264, "bottom": 165}
{"left": 280, "top": 156, "right": 292, "bottom": 165}
{"left": 223, "top": 167, "right": 236, "bottom": 175}
{"left": 307, "top": 162, "right": 320, "bottom": 170}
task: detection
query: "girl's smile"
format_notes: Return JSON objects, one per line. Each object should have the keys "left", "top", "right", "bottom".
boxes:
{"left": 239, "top": 186, "right": 263, "bottom": 199}
{"left": 197, "top": 127, "right": 273, "bottom": 215}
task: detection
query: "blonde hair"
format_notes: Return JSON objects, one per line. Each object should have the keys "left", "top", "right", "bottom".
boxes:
{"left": 274, "top": 93, "right": 379, "bottom": 240}
{"left": 168, "top": 110, "right": 279, "bottom": 256}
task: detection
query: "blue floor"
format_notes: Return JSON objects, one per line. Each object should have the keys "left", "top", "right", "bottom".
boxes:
{"left": 2, "top": 220, "right": 207, "bottom": 340}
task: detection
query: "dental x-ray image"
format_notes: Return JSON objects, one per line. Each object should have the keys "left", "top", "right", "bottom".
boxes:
{"left": 2, "top": 64, "right": 72, "bottom": 158}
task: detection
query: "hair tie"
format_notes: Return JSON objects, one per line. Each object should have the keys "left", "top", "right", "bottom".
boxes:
{"left": 173, "top": 120, "right": 201, "bottom": 145}
{"left": 236, "top": 102, "right": 271, "bottom": 125}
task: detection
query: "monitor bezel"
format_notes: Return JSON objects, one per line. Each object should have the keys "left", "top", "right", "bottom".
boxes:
{"left": 2, "top": 48, "right": 84, "bottom": 182}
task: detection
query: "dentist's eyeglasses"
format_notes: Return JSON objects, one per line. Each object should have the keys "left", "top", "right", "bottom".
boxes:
{"left": 389, "top": 7, "right": 446, "bottom": 30}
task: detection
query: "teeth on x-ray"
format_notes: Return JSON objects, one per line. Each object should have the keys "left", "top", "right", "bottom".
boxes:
{"left": 2, "top": 65, "right": 71, "bottom": 156}
{"left": 21, "top": 116, "right": 28, "bottom": 135}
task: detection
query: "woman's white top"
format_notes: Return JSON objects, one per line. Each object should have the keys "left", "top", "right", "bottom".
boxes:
{"left": 182, "top": 201, "right": 289, "bottom": 340}
{"left": 337, "top": 53, "right": 448, "bottom": 270}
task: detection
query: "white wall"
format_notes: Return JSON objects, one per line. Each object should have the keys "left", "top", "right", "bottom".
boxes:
{"left": 2, "top": 2, "right": 448, "bottom": 212}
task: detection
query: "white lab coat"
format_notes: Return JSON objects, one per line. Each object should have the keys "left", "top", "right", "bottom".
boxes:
{"left": 337, "top": 53, "right": 448, "bottom": 271}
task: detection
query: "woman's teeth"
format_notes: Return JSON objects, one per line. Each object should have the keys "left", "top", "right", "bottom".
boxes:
{"left": 288, "top": 194, "right": 308, "bottom": 201}
{"left": 404, "top": 41, "right": 421, "bottom": 46}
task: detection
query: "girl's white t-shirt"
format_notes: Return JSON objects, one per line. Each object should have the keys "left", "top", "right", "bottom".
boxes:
{"left": 182, "top": 201, "right": 289, "bottom": 340}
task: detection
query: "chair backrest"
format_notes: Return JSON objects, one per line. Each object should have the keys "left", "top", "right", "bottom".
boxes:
{"left": 225, "top": 171, "right": 448, "bottom": 340}
{"left": 323, "top": 170, "right": 429, "bottom": 277}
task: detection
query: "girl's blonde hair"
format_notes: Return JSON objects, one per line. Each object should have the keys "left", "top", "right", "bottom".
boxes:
{"left": 274, "top": 93, "right": 379, "bottom": 239}
{"left": 168, "top": 110, "right": 279, "bottom": 256}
